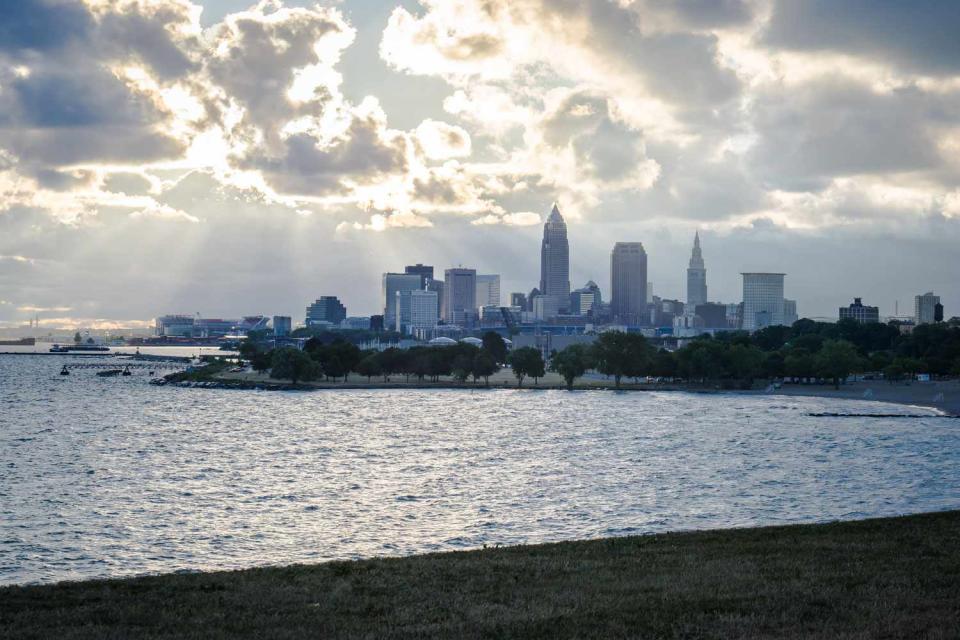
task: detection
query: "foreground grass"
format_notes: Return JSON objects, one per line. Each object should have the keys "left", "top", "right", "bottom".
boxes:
{"left": 3, "top": 512, "right": 959, "bottom": 639}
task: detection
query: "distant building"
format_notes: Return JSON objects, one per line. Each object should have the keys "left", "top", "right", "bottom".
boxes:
{"left": 341, "top": 317, "right": 371, "bottom": 330}
{"left": 236, "top": 316, "right": 270, "bottom": 333}
{"left": 155, "top": 315, "right": 195, "bottom": 337}
{"left": 915, "top": 292, "right": 941, "bottom": 325}
{"left": 651, "top": 298, "right": 684, "bottom": 328}
{"left": 839, "top": 298, "right": 879, "bottom": 324}
{"left": 476, "top": 274, "right": 501, "bottom": 308}
{"left": 194, "top": 318, "right": 236, "bottom": 338}
{"left": 396, "top": 289, "right": 439, "bottom": 333}
{"left": 369, "top": 315, "right": 385, "bottom": 332}
{"left": 783, "top": 299, "right": 798, "bottom": 326}
{"left": 510, "top": 292, "right": 527, "bottom": 309}
{"left": 382, "top": 272, "right": 422, "bottom": 327}
{"left": 272, "top": 316, "right": 292, "bottom": 337}
{"left": 741, "top": 273, "right": 786, "bottom": 331}
{"left": 540, "top": 204, "right": 570, "bottom": 310}
{"left": 526, "top": 287, "right": 541, "bottom": 312}
{"left": 610, "top": 242, "right": 647, "bottom": 324}
{"left": 570, "top": 280, "right": 601, "bottom": 316}
{"left": 694, "top": 303, "right": 727, "bottom": 328}
{"left": 426, "top": 278, "right": 444, "bottom": 317}
{"left": 404, "top": 263, "right": 434, "bottom": 287}
{"left": 306, "top": 296, "right": 346, "bottom": 327}
{"left": 444, "top": 268, "right": 477, "bottom": 326}
{"left": 686, "top": 232, "right": 707, "bottom": 307}
{"left": 533, "top": 295, "right": 562, "bottom": 321}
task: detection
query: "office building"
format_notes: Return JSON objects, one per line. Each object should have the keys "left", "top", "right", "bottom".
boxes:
{"left": 404, "top": 263, "right": 434, "bottom": 287}
{"left": 570, "top": 281, "right": 601, "bottom": 316}
{"left": 272, "top": 315, "right": 292, "bottom": 337}
{"left": 476, "top": 274, "right": 501, "bottom": 308}
{"left": 686, "top": 232, "right": 707, "bottom": 307}
{"left": 533, "top": 294, "right": 562, "bottom": 321}
{"left": 915, "top": 292, "right": 942, "bottom": 325}
{"left": 783, "top": 299, "right": 798, "bottom": 326}
{"left": 741, "top": 273, "right": 785, "bottom": 331}
{"left": 510, "top": 292, "right": 527, "bottom": 309}
{"left": 341, "top": 317, "right": 371, "bottom": 330}
{"left": 540, "top": 204, "right": 570, "bottom": 309}
{"left": 382, "top": 272, "right": 422, "bottom": 327}
{"left": 306, "top": 296, "right": 346, "bottom": 327}
{"left": 839, "top": 298, "right": 879, "bottom": 324}
{"left": 397, "top": 289, "right": 439, "bottom": 333}
{"left": 444, "top": 268, "right": 477, "bottom": 325}
{"left": 694, "top": 303, "right": 727, "bottom": 328}
{"left": 610, "top": 242, "right": 647, "bottom": 324}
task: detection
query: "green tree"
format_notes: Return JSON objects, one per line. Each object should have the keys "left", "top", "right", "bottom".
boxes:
{"left": 251, "top": 349, "right": 273, "bottom": 375}
{"left": 472, "top": 351, "right": 500, "bottom": 386}
{"left": 481, "top": 332, "right": 508, "bottom": 364}
{"left": 550, "top": 344, "right": 593, "bottom": 390}
{"left": 451, "top": 354, "right": 472, "bottom": 383}
{"left": 785, "top": 351, "right": 817, "bottom": 380}
{"left": 727, "top": 344, "right": 764, "bottom": 385}
{"left": 270, "top": 347, "right": 321, "bottom": 385}
{"left": 508, "top": 347, "right": 543, "bottom": 388}
{"left": 883, "top": 363, "right": 905, "bottom": 384}
{"left": 592, "top": 331, "right": 651, "bottom": 388}
{"left": 355, "top": 353, "right": 382, "bottom": 382}
{"left": 816, "top": 339, "right": 861, "bottom": 389}
{"left": 74, "top": 331, "right": 82, "bottom": 344}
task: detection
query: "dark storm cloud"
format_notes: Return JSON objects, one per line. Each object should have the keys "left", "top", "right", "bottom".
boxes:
{"left": 763, "top": 0, "right": 960, "bottom": 75}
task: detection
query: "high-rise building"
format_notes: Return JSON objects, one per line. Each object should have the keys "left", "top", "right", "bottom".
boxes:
{"left": 839, "top": 298, "right": 879, "bottom": 323}
{"left": 694, "top": 303, "right": 727, "bottom": 328}
{"left": 915, "top": 292, "right": 941, "bottom": 325}
{"left": 741, "top": 273, "right": 785, "bottom": 331}
{"left": 783, "top": 299, "right": 798, "bottom": 326}
{"left": 382, "top": 272, "right": 422, "bottom": 327}
{"left": 272, "top": 315, "right": 292, "bottom": 337}
{"left": 510, "top": 292, "right": 527, "bottom": 309}
{"left": 686, "top": 232, "right": 707, "bottom": 308}
{"left": 444, "top": 268, "right": 477, "bottom": 325}
{"left": 540, "top": 204, "right": 570, "bottom": 311}
{"left": 396, "top": 289, "right": 439, "bottom": 333}
{"left": 610, "top": 242, "right": 647, "bottom": 324}
{"left": 476, "top": 274, "right": 501, "bottom": 308}
{"left": 306, "top": 296, "right": 346, "bottom": 326}
{"left": 570, "top": 280, "right": 601, "bottom": 316}
{"left": 526, "top": 287, "right": 541, "bottom": 312}
{"left": 404, "top": 263, "right": 434, "bottom": 287}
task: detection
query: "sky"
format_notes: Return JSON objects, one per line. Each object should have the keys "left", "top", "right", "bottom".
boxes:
{"left": 1, "top": 0, "right": 959, "bottom": 329}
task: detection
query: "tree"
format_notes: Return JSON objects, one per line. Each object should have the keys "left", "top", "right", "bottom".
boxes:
{"left": 591, "top": 331, "right": 650, "bottom": 388}
{"left": 451, "top": 354, "right": 473, "bottom": 383}
{"left": 355, "top": 353, "right": 382, "bottom": 382}
{"left": 883, "top": 363, "right": 905, "bottom": 384}
{"left": 74, "top": 331, "right": 82, "bottom": 344}
{"left": 472, "top": 351, "right": 500, "bottom": 386}
{"left": 481, "top": 332, "right": 508, "bottom": 364}
{"left": 816, "top": 339, "right": 861, "bottom": 389}
{"left": 251, "top": 349, "right": 273, "bottom": 375}
{"left": 727, "top": 344, "right": 764, "bottom": 385}
{"left": 785, "top": 351, "right": 817, "bottom": 380}
{"left": 508, "top": 347, "right": 543, "bottom": 388}
{"left": 270, "top": 347, "right": 321, "bottom": 385}
{"left": 550, "top": 344, "right": 593, "bottom": 390}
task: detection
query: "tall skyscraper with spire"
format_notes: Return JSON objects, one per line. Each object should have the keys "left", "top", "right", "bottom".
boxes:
{"left": 540, "top": 204, "right": 570, "bottom": 310}
{"left": 686, "top": 232, "right": 708, "bottom": 307}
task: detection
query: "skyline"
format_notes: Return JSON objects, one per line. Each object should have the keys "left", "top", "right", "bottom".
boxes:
{"left": 2, "top": 0, "right": 960, "bottom": 328}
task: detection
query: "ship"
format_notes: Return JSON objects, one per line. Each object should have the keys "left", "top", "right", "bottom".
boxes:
{"left": 0, "top": 337, "right": 36, "bottom": 346}
{"left": 49, "top": 344, "right": 111, "bottom": 353}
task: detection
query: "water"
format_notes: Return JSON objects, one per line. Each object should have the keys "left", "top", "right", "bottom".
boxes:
{"left": 1, "top": 354, "right": 958, "bottom": 585}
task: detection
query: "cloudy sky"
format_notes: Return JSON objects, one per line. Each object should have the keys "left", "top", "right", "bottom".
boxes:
{"left": 1, "top": 0, "right": 959, "bottom": 329}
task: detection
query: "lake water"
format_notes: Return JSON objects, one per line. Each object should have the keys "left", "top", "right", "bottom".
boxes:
{"left": 2, "top": 354, "right": 958, "bottom": 585}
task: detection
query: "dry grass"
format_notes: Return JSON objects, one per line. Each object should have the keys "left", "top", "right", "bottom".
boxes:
{"left": 3, "top": 511, "right": 959, "bottom": 639}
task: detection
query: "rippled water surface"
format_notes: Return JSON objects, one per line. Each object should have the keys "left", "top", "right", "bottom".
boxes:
{"left": 2, "top": 354, "right": 959, "bottom": 585}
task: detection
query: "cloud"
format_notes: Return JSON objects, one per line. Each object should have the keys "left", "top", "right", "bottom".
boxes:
{"left": 471, "top": 211, "right": 541, "bottom": 226}
{"left": 17, "top": 305, "right": 72, "bottom": 313}
{"left": 414, "top": 119, "right": 472, "bottom": 159}
{"left": 336, "top": 211, "right": 434, "bottom": 233}
{"left": 129, "top": 202, "right": 199, "bottom": 223}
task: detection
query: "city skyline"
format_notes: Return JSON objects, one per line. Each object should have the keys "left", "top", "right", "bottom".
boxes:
{"left": 2, "top": 0, "right": 960, "bottom": 329}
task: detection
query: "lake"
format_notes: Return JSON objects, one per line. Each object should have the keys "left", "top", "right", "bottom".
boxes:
{"left": 1, "top": 354, "right": 958, "bottom": 585}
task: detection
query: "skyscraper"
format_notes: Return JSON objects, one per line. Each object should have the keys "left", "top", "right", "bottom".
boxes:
{"left": 540, "top": 204, "right": 570, "bottom": 311}
{"left": 382, "top": 272, "right": 422, "bottom": 328}
{"left": 915, "top": 292, "right": 941, "bottom": 324}
{"left": 404, "top": 263, "right": 434, "bottom": 287}
{"left": 305, "top": 296, "right": 346, "bottom": 326}
{"left": 475, "top": 274, "right": 501, "bottom": 308}
{"left": 741, "top": 273, "right": 785, "bottom": 331}
{"left": 396, "top": 289, "right": 438, "bottom": 333}
{"left": 610, "top": 242, "right": 647, "bottom": 324}
{"left": 686, "top": 232, "right": 707, "bottom": 307}
{"left": 444, "top": 268, "right": 477, "bottom": 325}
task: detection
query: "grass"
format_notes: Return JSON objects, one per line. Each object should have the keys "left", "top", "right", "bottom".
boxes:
{"left": 3, "top": 511, "right": 959, "bottom": 639}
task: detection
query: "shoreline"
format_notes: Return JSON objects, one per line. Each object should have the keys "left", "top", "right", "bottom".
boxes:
{"left": 182, "top": 371, "right": 960, "bottom": 417}
{"left": 3, "top": 510, "right": 959, "bottom": 638}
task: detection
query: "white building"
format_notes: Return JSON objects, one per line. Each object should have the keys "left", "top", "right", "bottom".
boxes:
{"left": 741, "top": 273, "right": 786, "bottom": 331}
{"left": 382, "top": 273, "right": 422, "bottom": 328}
{"left": 476, "top": 274, "right": 501, "bottom": 308}
{"left": 915, "top": 292, "right": 941, "bottom": 325}
{"left": 396, "top": 289, "right": 439, "bottom": 333}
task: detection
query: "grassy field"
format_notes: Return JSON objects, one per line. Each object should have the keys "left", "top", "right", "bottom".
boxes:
{"left": 2, "top": 511, "right": 959, "bottom": 639}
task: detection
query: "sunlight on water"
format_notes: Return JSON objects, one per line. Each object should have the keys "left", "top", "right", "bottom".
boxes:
{"left": 1, "top": 354, "right": 958, "bottom": 585}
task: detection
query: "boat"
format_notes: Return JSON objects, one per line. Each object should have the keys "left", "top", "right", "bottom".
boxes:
{"left": 96, "top": 369, "right": 123, "bottom": 377}
{"left": 0, "top": 337, "right": 36, "bottom": 346}
{"left": 49, "top": 344, "right": 110, "bottom": 353}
